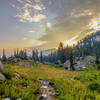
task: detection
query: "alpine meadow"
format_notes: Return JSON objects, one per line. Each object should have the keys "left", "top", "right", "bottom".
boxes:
{"left": 0, "top": 0, "right": 100, "bottom": 100}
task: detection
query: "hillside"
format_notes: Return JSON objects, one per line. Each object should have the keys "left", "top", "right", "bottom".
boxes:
{"left": 77, "top": 31, "right": 100, "bottom": 56}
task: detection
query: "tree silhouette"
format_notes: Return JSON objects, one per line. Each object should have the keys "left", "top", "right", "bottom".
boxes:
{"left": 40, "top": 51, "right": 43, "bottom": 63}
{"left": 69, "top": 48, "right": 75, "bottom": 71}
{"left": 2, "top": 49, "right": 7, "bottom": 61}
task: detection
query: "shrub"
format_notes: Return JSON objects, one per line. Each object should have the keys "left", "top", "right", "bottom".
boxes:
{"left": 3, "top": 70, "right": 14, "bottom": 79}
{"left": 88, "top": 82, "right": 100, "bottom": 92}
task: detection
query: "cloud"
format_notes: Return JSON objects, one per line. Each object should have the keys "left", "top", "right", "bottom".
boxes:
{"left": 25, "top": 0, "right": 32, "bottom": 3}
{"left": 16, "top": 11, "right": 46, "bottom": 23}
{"left": 35, "top": 0, "right": 100, "bottom": 49}
{"left": 33, "top": 4, "right": 45, "bottom": 10}
{"left": 29, "top": 30, "right": 35, "bottom": 33}
{"left": 17, "top": 0, "right": 23, "bottom": 3}
{"left": 30, "top": 39, "right": 46, "bottom": 46}
{"left": 70, "top": 35, "right": 79, "bottom": 41}
{"left": 12, "top": 0, "right": 100, "bottom": 49}
{"left": 14, "top": 0, "right": 46, "bottom": 23}
{"left": 70, "top": 9, "right": 93, "bottom": 18}
{"left": 34, "top": 0, "right": 41, "bottom": 3}
{"left": 23, "top": 37, "right": 28, "bottom": 40}
{"left": 17, "top": 0, "right": 32, "bottom": 3}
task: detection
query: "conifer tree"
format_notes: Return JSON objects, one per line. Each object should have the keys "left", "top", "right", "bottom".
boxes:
{"left": 14, "top": 49, "right": 17, "bottom": 57}
{"left": 32, "top": 50, "right": 36, "bottom": 62}
{"left": 69, "top": 48, "right": 75, "bottom": 71}
{"left": 96, "top": 50, "right": 100, "bottom": 64}
{"left": 24, "top": 49, "right": 27, "bottom": 60}
{"left": 35, "top": 50, "right": 39, "bottom": 61}
{"left": 40, "top": 51, "right": 43, "bottom": 63}
{"left": 58, "top": 42, "right": 66, "bottom": 64}
{"left": 2, "top": 49, "right": 6, "bottom": 61}
{"left": 16, "top": 48, "right": 19, "bottom": 57}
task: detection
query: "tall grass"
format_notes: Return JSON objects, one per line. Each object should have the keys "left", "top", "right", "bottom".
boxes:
{"left": 0, "top": 64, "right": 40, "bottom": 100}
{"left": 49, "top": 78, "right": 100, "bottom": 100}
{"left": 1, "top": 63, "right": 100, "bottom": 100}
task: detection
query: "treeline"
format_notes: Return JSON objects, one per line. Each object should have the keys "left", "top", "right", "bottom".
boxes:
{"left": 1, "top": 31, "right": 100, "bottom": 68}
{"left": 44, "top": 31, "right": 100, "bottom": 69}
{"left": 1, "top": 49, "right": 43, "bottom": 63}
{"left": 43, "top": 42, "right": 75, "bottom": 70}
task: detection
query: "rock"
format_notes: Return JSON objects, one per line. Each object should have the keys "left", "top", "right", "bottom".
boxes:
{"left": 81, "top": 65, "right": 86, "bottom": 69}
{"left": 16, "top": 98, "right": 22, "bottom": 100}
{"left": 39, "top": 96, "right": 45, "bottom": 100}
{"left": 37, "top": 79, "right": 55, "bottom": 100}
{"left": 0, "top": 61, "right": 3, "bottom": 72}
{"left": 56, "top": 93, "right": 60, "bottom": 96}
{"left": 41, "top": 86, "right": 48, "bottom": 89}
{"left": 64, "top": 60, "right": 70, "bottom": 70}
{"left": 3, "top": 98, "right": 11, "bottom": 100}
{"left": 42, "top": 94, "right": 47, "bottom": 98}
{"left": 75, "top": 67, "right": 81, "bottom": 71}
{"left": 0, "top": 72, "right": 6, "bottom": 80}
{"left": 18, "top": 61, "right": 32, "bottom": 67}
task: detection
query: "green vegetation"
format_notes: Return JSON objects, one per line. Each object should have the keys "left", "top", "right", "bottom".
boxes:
{"left": 2, "top": 65, "right": 15, "bottom": 79}
{"left": 50, "top": 78, "right": 98, "bottom": 100}
{"left": 74, "top": 65, "right": 100, "bottom": 100}
{"left": 75, "top": 70, "right": 100, "bottom": 92}
{"left": 0, "top": 64, "right": 40, "bottom": 100}
{"left": 0, "top": 63, "right": 100, "bottom": 100}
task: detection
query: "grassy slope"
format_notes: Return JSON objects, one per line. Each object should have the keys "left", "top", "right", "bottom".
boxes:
{"left": 0, "top": 64, "right": 100, "bottom": 100}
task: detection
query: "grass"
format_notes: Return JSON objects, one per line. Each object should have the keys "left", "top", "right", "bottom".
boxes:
{"left": 49, "top": 78, "right": 99, "bottom": 100}
{"left": 0, "top": 64, "right": 40, "bottom": 100}
{"left": 0, "top": 63, "right": 100, "bottom": 100}
{"left": 74, "top": 65, "right": 100, "bottom": 100}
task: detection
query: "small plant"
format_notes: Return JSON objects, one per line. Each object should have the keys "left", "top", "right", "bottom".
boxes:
{"left": 3, "top": 70, "right": 14, "bottom": 79}
{"left": 88, "top": 82, "right": 100, "bottom": 92}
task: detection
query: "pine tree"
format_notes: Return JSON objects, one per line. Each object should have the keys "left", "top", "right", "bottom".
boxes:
{"left": 14, "top": 49, "right": 17, "bottom": 57}
{"left": 35, "top": 50, "right": 39, "bottom": 61}
{"left": 32, "top": 50, "right": 36, "bottom": 62}
{"left": 2, "top": 49, "right": 7, "bottom": 61}
{"left": 58, "top": 42, "right": 66, "bottom": 64}
{"left": 19, "top": 50, "right": 24, "bottom": 59}
{"left": 58, "top": 42, "right": 64, "bottom": 50}
{"left": 24, "top": 49, "right": 27, "bottom": 60}
{"left": 16, "top": 48, "right": 19, "bottom": 57}
{"left": 96, "top": 50, "right": 100, "bottom": 64}
{"left": 40, "top": 51, "right": 43, "bottom": 63}
{"left": 69, "top": 48, "right": 75, "bottom": 71}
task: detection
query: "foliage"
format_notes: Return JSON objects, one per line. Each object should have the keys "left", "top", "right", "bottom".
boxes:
{"left": 1, "top": 63, "right": 100, "bottom": 100}
{"left": 2, "top": 65, "right": 14, "bottom": 79}
{"left": 75, "top": 68, "right": 100, "bottom": 94}
{"left": 3, "top": 70, "right": 14, "bottom": 79}
{"left": 49, "top": 78, "right": 98, "bottom": 100}
{"left": 0, "top": 64, "right": 40, "bottom": 100}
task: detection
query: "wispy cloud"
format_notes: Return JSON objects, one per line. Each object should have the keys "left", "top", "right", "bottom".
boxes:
{"left": 34, "top": 0, "right": 41, "bottom": 3}
{"left": 16, "top": 11, "right": 45, "bottom": 23}
{"left": 70, "top": 9, "right": 93, "bottom": 18}
{"left": 36, "top": 0, "right": 100, "bottom": 49}
{"left": 33, "top": 4, "right": 45, "bottom": 10}
{"left": 17, "top": 0, "right": 23, "bottom": 3}
{"left": 23, "top": 37, "right": 28, "bottom": 40}
{"left": 13, "top": 0, "right": 46, "bottom": 23}
{"left": 11, "top": 0, "right": 100, "bottom": 49}
{"left": 28, "top": 30, "right": 35, "bottom": 33}
{"left": 17, "top": 0, "right": 32, "bottom": 3}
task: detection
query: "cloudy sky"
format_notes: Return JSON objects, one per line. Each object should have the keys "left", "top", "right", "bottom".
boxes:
{"left": 0, "top": 0, "right": 100, "bottom": 50}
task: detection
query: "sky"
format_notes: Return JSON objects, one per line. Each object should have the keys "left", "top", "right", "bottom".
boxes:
{"left": 0, "top": 0, "right": 100, "bottom": 50}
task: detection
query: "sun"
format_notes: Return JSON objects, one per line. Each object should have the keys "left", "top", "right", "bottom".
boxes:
{"left": 64, "top": 40, "right": 77, "bottom": 47}
{"left": 46, "top": 22, "right": 52, "bottom": 28}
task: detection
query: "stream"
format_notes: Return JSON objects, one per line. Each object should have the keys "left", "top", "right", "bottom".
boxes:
{"left": 37, "top": 79, "right": 56, "bottom": 100}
